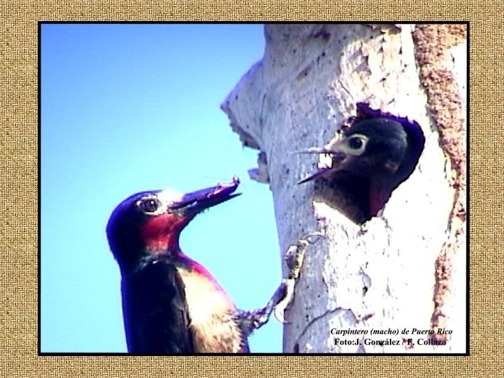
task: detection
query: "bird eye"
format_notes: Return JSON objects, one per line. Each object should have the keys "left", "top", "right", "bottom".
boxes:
{"left": 347, "top": 135, "right": 366, "bottom": 150}
{"left": 139, "top": 198, "right": 160, "bottom": 213}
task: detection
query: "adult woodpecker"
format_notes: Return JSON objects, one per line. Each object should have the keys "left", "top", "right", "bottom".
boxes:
{"left": 106, "top": 177, "right": 277, "bottom": 353}
{"left": 299, "top": 103, "right": 425, "bottom": 222}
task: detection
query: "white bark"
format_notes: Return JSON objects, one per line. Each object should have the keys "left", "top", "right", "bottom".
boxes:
{"left": 222, "top": 24, "right": 466, "bottom": 353}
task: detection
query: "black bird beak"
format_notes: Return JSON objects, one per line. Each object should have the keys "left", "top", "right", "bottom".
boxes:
{"left": 169, "top": 176, "right": 241, "bottom": 215}
{"left": 296, "top": 148, "right": 347, "bottom": 184}
{"left": 298, "top": 166, "right": 332, "bottom": 184}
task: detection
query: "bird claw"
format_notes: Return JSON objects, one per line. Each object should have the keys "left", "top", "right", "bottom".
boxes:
{"left": 273, "top": 280, "right": 294, "bottom": 324}
{"left": 238, "top": 232, "right": 324, "bottom": 333}
{"left": 236, "top": 280, "right": 289, "bottom": 335}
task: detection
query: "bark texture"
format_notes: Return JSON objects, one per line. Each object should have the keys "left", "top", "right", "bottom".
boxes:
{"left": 222, "top": 24, "right": 466, "bottom": 353}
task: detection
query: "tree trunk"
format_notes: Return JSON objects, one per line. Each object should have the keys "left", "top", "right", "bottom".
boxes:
{"left": 221, "top": 24, "right": 467, "bottom": 353}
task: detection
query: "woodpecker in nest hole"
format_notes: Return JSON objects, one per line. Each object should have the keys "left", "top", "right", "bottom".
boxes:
{"left": 299, "top": 103, "right": 425, "bottom": 223}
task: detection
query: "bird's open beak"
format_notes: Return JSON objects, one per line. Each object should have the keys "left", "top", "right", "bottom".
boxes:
{"left": 298, "top": 166, "right": 332, "bottom": 184}
{"left": 169, "top": 176, "right": 241, "bottom": 215}
{"left": 297, "top": 148, "right": 347, "bottom": 184}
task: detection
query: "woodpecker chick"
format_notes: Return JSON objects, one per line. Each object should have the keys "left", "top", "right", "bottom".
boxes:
{"left": 299, "top": 104, "right": 425, "bottom": 223}
{"left": 106, "top": 177, "right": 261, "bottom": 354}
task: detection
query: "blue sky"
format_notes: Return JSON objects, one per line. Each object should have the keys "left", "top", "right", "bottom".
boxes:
{"left": 40, "top": 23, "right": 282, "bottom": 353}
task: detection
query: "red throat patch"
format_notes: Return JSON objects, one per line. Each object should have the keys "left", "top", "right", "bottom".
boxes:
{"left": 140, "top": 213, "right": 187, "bottom": 253}
{"left": 368, "top": 187, "right": 391, "bottom": 217}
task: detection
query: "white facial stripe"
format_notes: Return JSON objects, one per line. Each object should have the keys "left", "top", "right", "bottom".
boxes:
{"left": 156, "top": 188, "right": 184, "bottom": 204}
{"left": 136, "top": 188, "right": 184, "bottom": 216}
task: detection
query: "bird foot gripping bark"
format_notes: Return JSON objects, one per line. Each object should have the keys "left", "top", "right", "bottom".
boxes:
{"left": 236, "top": 284, "right": 288, "bottom": 337}
{"left": 237, "top": 232, "right": 324, "bottom": 336}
